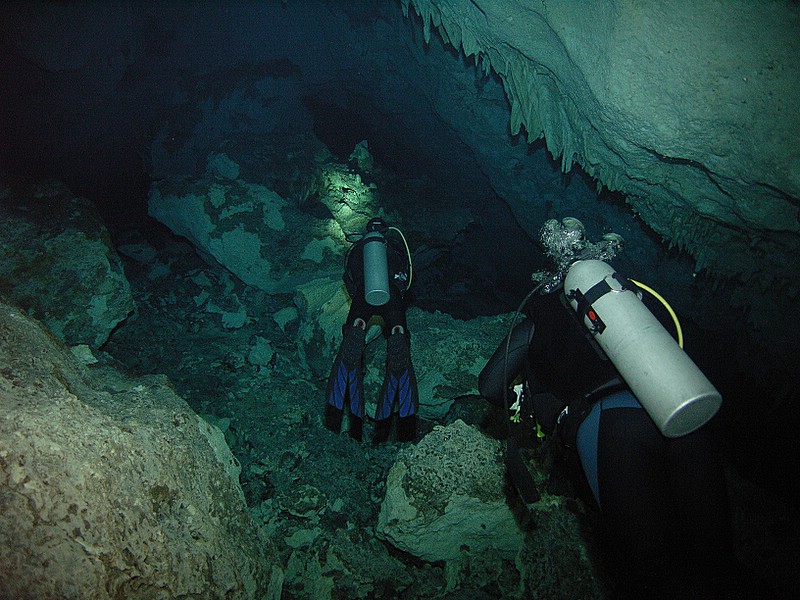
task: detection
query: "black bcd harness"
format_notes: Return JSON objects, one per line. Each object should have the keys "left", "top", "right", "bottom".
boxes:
{"left": 565, "top": 272, "right": 638, "bottom": 334}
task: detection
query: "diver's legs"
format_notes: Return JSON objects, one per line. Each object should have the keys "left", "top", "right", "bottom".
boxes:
{"left": 324, "top": 403, "right": 343, "bottom": 435}
{"left": 372, "top": 417, "right": 392, "bottom": 444}
{"left": 666, "top": 429, "right": 743, "bottom": 598}
{"left": 596, "top": 405, "right": 681, "bottom": 600}
{"left": 397, "top": 415, "right": 417, "bottom": 442}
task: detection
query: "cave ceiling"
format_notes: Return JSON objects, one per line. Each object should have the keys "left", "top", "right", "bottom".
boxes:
{"left": 404, "top": 0, "right": 799, "bottom": 292}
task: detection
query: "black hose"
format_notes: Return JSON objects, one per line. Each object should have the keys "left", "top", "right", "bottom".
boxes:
{"left": 500, "top": 283, "right": 545, "bottom": 504}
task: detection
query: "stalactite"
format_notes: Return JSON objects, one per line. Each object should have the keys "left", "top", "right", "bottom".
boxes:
{"left": 461, "top": 23, "right": 478, "bottom": 58}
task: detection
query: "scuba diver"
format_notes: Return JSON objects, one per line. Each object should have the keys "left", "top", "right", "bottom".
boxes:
{"left": 479, "top": 217, "right": 768, "bottom": 600}
{"left": 325, "top": 216, "right": 418, "bottom": 443}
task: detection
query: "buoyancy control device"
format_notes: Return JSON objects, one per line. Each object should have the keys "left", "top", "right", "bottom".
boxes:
{"left": 564, "top": 260, "right": 722, "bottom": 437}
{"left": 478, "top": 317, "right": 536, "bottom": 406}
{"left": 363, "top": 218, "right": 390, "bottom": 306}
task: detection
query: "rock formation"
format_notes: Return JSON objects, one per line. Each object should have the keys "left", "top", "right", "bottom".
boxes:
{"left": 377, "top": 420, "right": 603, "bottom": 597}
{"left": 0, "top": 179, "right": 134, "bottom": 349}
{"left": 403, "top": 0, "right": 799, "bottom": 292}
{"left": 0, "top": 297, "right": 279, "bottom": 598}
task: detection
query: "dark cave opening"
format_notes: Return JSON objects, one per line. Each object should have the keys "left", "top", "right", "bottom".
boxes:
{"left": 305, "top": 97, "right": 374, "bottom": 163}
{"left": 62, "top": 150, "right": 154, "bottom": 237}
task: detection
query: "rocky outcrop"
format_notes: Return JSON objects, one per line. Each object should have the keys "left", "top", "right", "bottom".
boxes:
{"left": 376, "top": 420, "right": 603, "bottom": 596}
{"left": 148, "top": 140, "right": 384, "bottom": 295}
{"left": 376, "top": 420, "right": 524, "bottom": 563}
{"left": 0, "top": 178, "right": 134, "bottom": 349}
{"left": 0, "top": 298, "right": 278, "bottom": 598}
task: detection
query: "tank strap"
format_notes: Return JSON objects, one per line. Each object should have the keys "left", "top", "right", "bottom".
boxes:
{"left": 567, "top": 272, "right": 637, "bottom": 334}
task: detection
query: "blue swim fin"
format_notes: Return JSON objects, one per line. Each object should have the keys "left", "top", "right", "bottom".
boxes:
{"left": 326, "top": 325, "right": 366, "bottom": 418}
{"left": 376, "top": 331, "right": 419, "bottom": 421}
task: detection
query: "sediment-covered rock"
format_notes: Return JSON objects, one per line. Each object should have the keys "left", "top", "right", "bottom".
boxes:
{"left": 376, "top": 419, "right": 602, "bottom": 596}
{"left": 377, "top": 420, "right": 523, "bottom": 563}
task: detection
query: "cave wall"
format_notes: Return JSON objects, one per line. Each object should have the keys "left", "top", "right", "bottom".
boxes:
{"left": 0, "top": 297, "right": 278, "bottom": 597}
{"left": 403, "top": 0, "right": 800, "bottom": 293}
{"left": 3, "top": 0, "right": 797, "bottom": 287}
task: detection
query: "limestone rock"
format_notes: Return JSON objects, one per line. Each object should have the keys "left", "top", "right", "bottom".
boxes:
{"left": 148, "top": 178, "right": 295, "bottom": 292}
{"left": 376, "top": 419, "right": 604, "bottom": 597}
{"left": 148, "top": 168, "right": 370, "bottom": 296}
{"left": 0, "top": 178, "right": 135, "bottom": 349}
{"left": 349, "top": 140, "right": 375, "bottom": 171}
{"left": 283, "top": 528, "right": 413, "bottom": 600}
{"left": 401, "top": 309, "right": 514, "bottom": 420}
{"left": 0, "top": 299, "right": 277, "bottom": 598}
{"left": 376, "top": 420, "right": 524, "bottom": 563}
{"left": 293, "top": 276, "right": 352, "bottom": 379}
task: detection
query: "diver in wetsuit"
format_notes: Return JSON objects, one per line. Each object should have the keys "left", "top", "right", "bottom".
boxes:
{"left": 325, "top": 217, "right": 418, "bottom": 443}
{"left": 479, "top": 217, "right": 767, "bottom": 599}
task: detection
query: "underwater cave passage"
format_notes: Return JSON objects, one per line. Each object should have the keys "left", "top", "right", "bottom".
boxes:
{"left": 304, "top": 95, "right": 548, "bottom": 319}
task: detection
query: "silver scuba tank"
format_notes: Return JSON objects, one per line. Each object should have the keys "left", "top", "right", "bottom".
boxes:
{"left": 564, "top": 260, "right": 722, "bottom": 437}
{"left": 363, "top": 221, "right": 390, "bottom": 306}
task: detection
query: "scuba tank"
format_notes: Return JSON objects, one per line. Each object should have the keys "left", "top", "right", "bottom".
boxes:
{"left": 362, "top": 217, "right": 390, "bottom": 306}
{"left": 564, "top": 260, "right": 721, "bottom": 438}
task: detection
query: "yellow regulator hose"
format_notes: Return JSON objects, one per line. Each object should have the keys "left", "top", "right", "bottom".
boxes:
{"left": 630, "top": 279, "right": 684, "bottom": 348}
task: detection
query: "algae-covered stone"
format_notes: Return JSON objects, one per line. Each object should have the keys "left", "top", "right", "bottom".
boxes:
{"left": 148, "top": 176, "right": 351, "bottom": 295}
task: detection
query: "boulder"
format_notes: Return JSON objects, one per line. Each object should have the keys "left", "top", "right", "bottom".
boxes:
{"left": 0, "top": 178, "right": 134, "bottom": 349}
{"left": 376, "top": 419, "right": 604, "bottom": 597}
{"left": 0, "top": 298, "right": 278, "bottom": 598}
{"left": 147, "top": 143, "right": 382, "bottom": 296}
{"left": 376, "top": 419, "right": 524, "bottom": 563}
